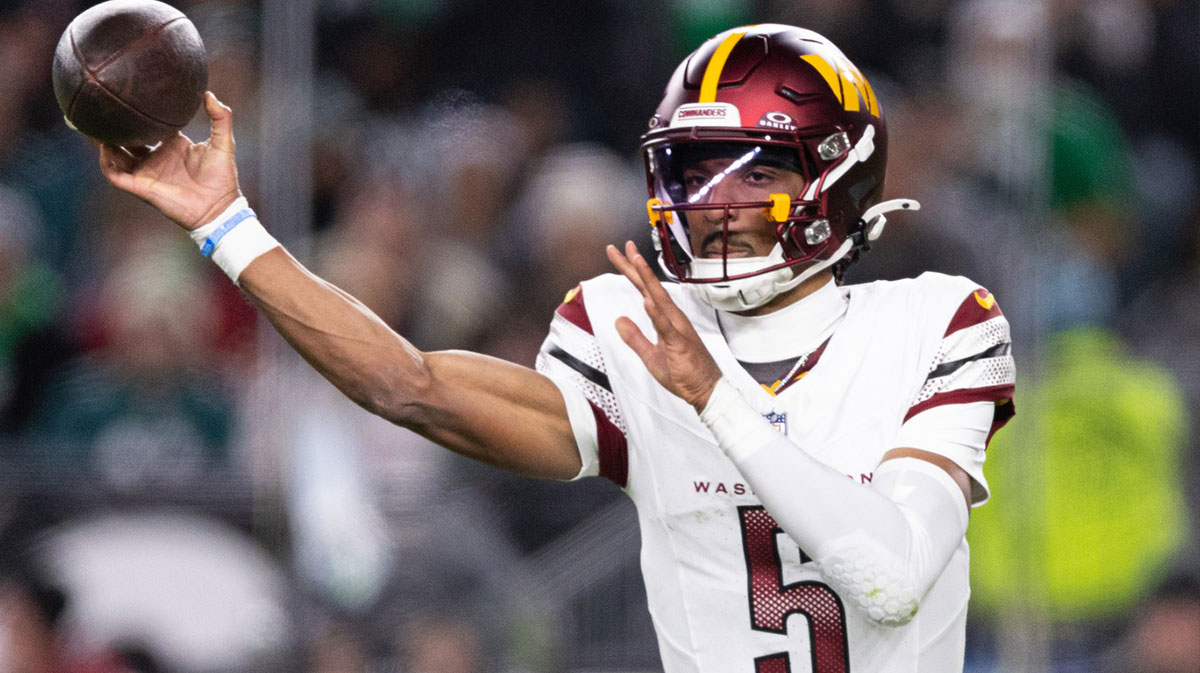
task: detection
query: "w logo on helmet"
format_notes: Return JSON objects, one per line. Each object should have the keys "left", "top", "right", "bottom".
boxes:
{"left": 801, "top": 54, "right": 880, "bottom": 118}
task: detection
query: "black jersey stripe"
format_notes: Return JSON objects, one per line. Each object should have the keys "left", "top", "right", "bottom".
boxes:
{"left": 549, "top": 346, "right": 611, "bottom": 391}
{"left": 927, "top": 342, "right": 1011, "bottom": 380}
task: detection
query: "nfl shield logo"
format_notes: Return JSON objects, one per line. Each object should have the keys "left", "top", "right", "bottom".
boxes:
{"left": 763, "top": 411, "right": 788, "bottom": 434}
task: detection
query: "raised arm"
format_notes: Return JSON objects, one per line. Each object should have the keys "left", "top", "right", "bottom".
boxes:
{"left": 94, "top": 92, "right": 581, "bottom": 480}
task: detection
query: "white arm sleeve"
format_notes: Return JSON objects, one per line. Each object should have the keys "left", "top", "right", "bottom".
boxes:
{"left": 700, "top": 377, "right": 969, "bottom": 626}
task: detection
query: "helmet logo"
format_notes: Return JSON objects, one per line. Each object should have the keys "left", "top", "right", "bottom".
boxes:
{"left": 800, "top": 54, "right": 880, "bottom": 117}
{"left": 757, "top": 111, "right": 797, "bottom": 131}
{"left": 669, "top": 102, "right": 742, "bottom": 128}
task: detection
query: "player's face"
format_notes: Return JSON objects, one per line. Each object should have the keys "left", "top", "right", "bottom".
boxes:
{"left": 680, "top": 157, "right": 806, "bottom": 259}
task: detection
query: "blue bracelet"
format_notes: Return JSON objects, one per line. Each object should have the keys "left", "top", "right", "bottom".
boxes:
{"left": 200, "top": 209, "right": 256, "bottom": 258}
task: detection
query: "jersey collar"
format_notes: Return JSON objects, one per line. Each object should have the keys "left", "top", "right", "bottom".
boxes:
{"left": 717, "top": 277, "right": 848, "bottom": 363}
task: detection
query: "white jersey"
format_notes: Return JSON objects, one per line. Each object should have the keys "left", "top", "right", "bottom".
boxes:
{"left": 536, "top": 271, "right": 1015, "bottom": 673}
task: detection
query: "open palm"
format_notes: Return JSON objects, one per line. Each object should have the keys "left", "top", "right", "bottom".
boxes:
{"left": 98, "top": 91, "right": 241, "bottom": 230}
{"left": 607, "top": 241, "right": 724, "bottom": 412}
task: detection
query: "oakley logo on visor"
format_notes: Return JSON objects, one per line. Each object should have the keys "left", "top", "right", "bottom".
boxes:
{"left": 670, "top": 103, "right": 742, "bottom": 128}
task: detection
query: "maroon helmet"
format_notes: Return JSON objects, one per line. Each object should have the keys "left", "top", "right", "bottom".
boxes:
{"left": 641, "top": 24, "right": 918, "bottom": 310}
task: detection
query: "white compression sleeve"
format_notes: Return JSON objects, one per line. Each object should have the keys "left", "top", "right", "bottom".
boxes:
{"left": 699, "top": 377, "right": 969, "bottom": 626}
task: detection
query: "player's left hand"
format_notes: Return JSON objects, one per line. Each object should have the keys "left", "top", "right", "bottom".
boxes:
{"left": 607, "top": 241, "right": 723, "bottom": 413}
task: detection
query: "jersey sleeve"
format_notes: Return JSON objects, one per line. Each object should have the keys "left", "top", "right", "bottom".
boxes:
{"left": 535, "top": 284, "right": 630, "bottom": 487}
{"left": 895, "top": 285, "right": 1016, "bottom": 505}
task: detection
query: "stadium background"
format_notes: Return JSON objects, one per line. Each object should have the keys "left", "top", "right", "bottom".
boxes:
{"left": 0, "top": 0, "right": 1197, "bottom": 671}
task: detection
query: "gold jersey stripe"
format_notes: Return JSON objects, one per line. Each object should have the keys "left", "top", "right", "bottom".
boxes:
{"left": 699, "top": 31, "right": 746, "bottom": 103}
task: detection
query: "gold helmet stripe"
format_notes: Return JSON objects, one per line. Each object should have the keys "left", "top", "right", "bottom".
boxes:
{"left": 699, "top": 31, "right": 747, "bottom": 103}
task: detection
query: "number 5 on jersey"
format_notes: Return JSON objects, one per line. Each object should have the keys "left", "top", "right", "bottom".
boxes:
{"left": 740, "top": 506, "right": 850, "bottom": 673}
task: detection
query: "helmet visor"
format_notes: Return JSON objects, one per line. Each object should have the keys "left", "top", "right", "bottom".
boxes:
{"left": 646, "top": 142, "right": 812, "bottom": 264}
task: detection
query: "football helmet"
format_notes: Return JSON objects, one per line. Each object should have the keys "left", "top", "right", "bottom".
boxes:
{"left": 641, "top": 24, "right": 919, "bottom": 311}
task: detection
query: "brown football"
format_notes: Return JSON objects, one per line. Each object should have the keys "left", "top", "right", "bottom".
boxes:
{"left": 52, "top": 0, "right": 208, "bottom": 147}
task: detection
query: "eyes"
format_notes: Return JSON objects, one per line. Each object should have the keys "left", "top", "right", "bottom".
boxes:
{"left": 681, "top": 165, "right": 783, "bottom": 197}
{"left": 744, "top": 169, "right": 775, "bottom": 185}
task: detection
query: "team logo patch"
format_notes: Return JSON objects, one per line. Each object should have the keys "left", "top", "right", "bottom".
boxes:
{"left": 800, "top": 53, "right": 881, "bottom": 118}
{"left": 756, "top": 111, "right": 797, "bottom": 131}
{"left": 974, "top": 289, "right": 996, "bottom": 310}
{"left": 763, "top": 411, "right": 788, "bottom": 434}
{"left": 670, "top": 102, "right": 742, "bottom": 128}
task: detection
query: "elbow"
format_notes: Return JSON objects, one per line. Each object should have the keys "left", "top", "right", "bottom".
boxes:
{"left": 360, "top": 387, "right": 415, "bottom": 426}
{"left": 357, "top": 358, "right": 435, "bottom": 428}
{"left": 858, "top": 582, "right": 919, "bottom": 627}
{"left": 818, "top": 544, "right": 920, "bottom": 627}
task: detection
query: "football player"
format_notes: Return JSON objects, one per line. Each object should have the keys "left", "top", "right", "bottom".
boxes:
{"left": 94, "top": 24, "right": 1015, "bottom": 673}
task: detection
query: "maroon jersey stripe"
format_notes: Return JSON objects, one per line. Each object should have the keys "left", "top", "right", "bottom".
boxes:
{"left": 774, "top": 336, "right": 832, "bottom": 395}
{"left": 944, "top": 288, "right": 1003, "bottom": 337}
{"left": 903, "top": 384, "right": 1016, "bottom": 448}
{"left": 590, "top": 402, "right": 628, "bottom": 487}
{"left": 804, "top": 337, "right": 831, "bottom": 371}
{"left": 555, "top": 285, "right": 593, "bottom": 334}
{"left": 904, "top": 383, "right": 1015, "bottom": 422}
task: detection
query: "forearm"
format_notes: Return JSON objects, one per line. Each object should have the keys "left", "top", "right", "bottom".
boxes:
{"left": 699, "top": 378, "right": 968, "bottom": 625}
{"left": 93, "top": 94, "right": 579, "bottom": 479}
{"left": 234, "top": 246, "right": 581, "bottom": 480}
{"left": 239, "top": 247, "right": 432, "bottom": 421}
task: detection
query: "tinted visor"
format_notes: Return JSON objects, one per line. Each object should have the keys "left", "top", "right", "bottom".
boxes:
{"left": 648, "top": 142, "right": 811, "bottom": 207}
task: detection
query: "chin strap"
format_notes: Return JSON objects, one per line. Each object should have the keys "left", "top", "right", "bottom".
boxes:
{"left": 861, "top": 198, "right": 921, "bottom": 242}
{"left": 834, "top": 197, "right": 922, "bottom": 283}
{"left": 686, "top": 198, "right": 922, "bottom": 312}
{"left": 687, "top": 237, "right": 854, "bottom": 312}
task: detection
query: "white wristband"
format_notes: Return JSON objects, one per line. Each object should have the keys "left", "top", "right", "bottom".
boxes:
{"left": 698, "top": 377, "right": 782, "bottom": 463}
{"left": 188, "top": 196, "right": 279, "bottom": 284}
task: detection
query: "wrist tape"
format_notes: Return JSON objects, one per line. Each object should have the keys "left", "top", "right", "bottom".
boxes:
{"left": 698, "top": 377, "right": 780, "bottom": 462}
{"left": 188, "top": 196, "right": 279, "bottom": 284}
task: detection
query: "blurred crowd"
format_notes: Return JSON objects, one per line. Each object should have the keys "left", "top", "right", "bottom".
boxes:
{"left": 0, "top": 0, "right": 1197, "bottom": 671}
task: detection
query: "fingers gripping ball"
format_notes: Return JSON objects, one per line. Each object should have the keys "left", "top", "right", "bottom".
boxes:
{"left": 52, "top": 0, "right": 208, "bottom": 147}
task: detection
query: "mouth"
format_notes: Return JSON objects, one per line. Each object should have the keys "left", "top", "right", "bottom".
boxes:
{"left": 701, "top": 248, "right": 755, "bottom": 259}
{"left": 700, "top": 232, "right": 759, "bottom": 259}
